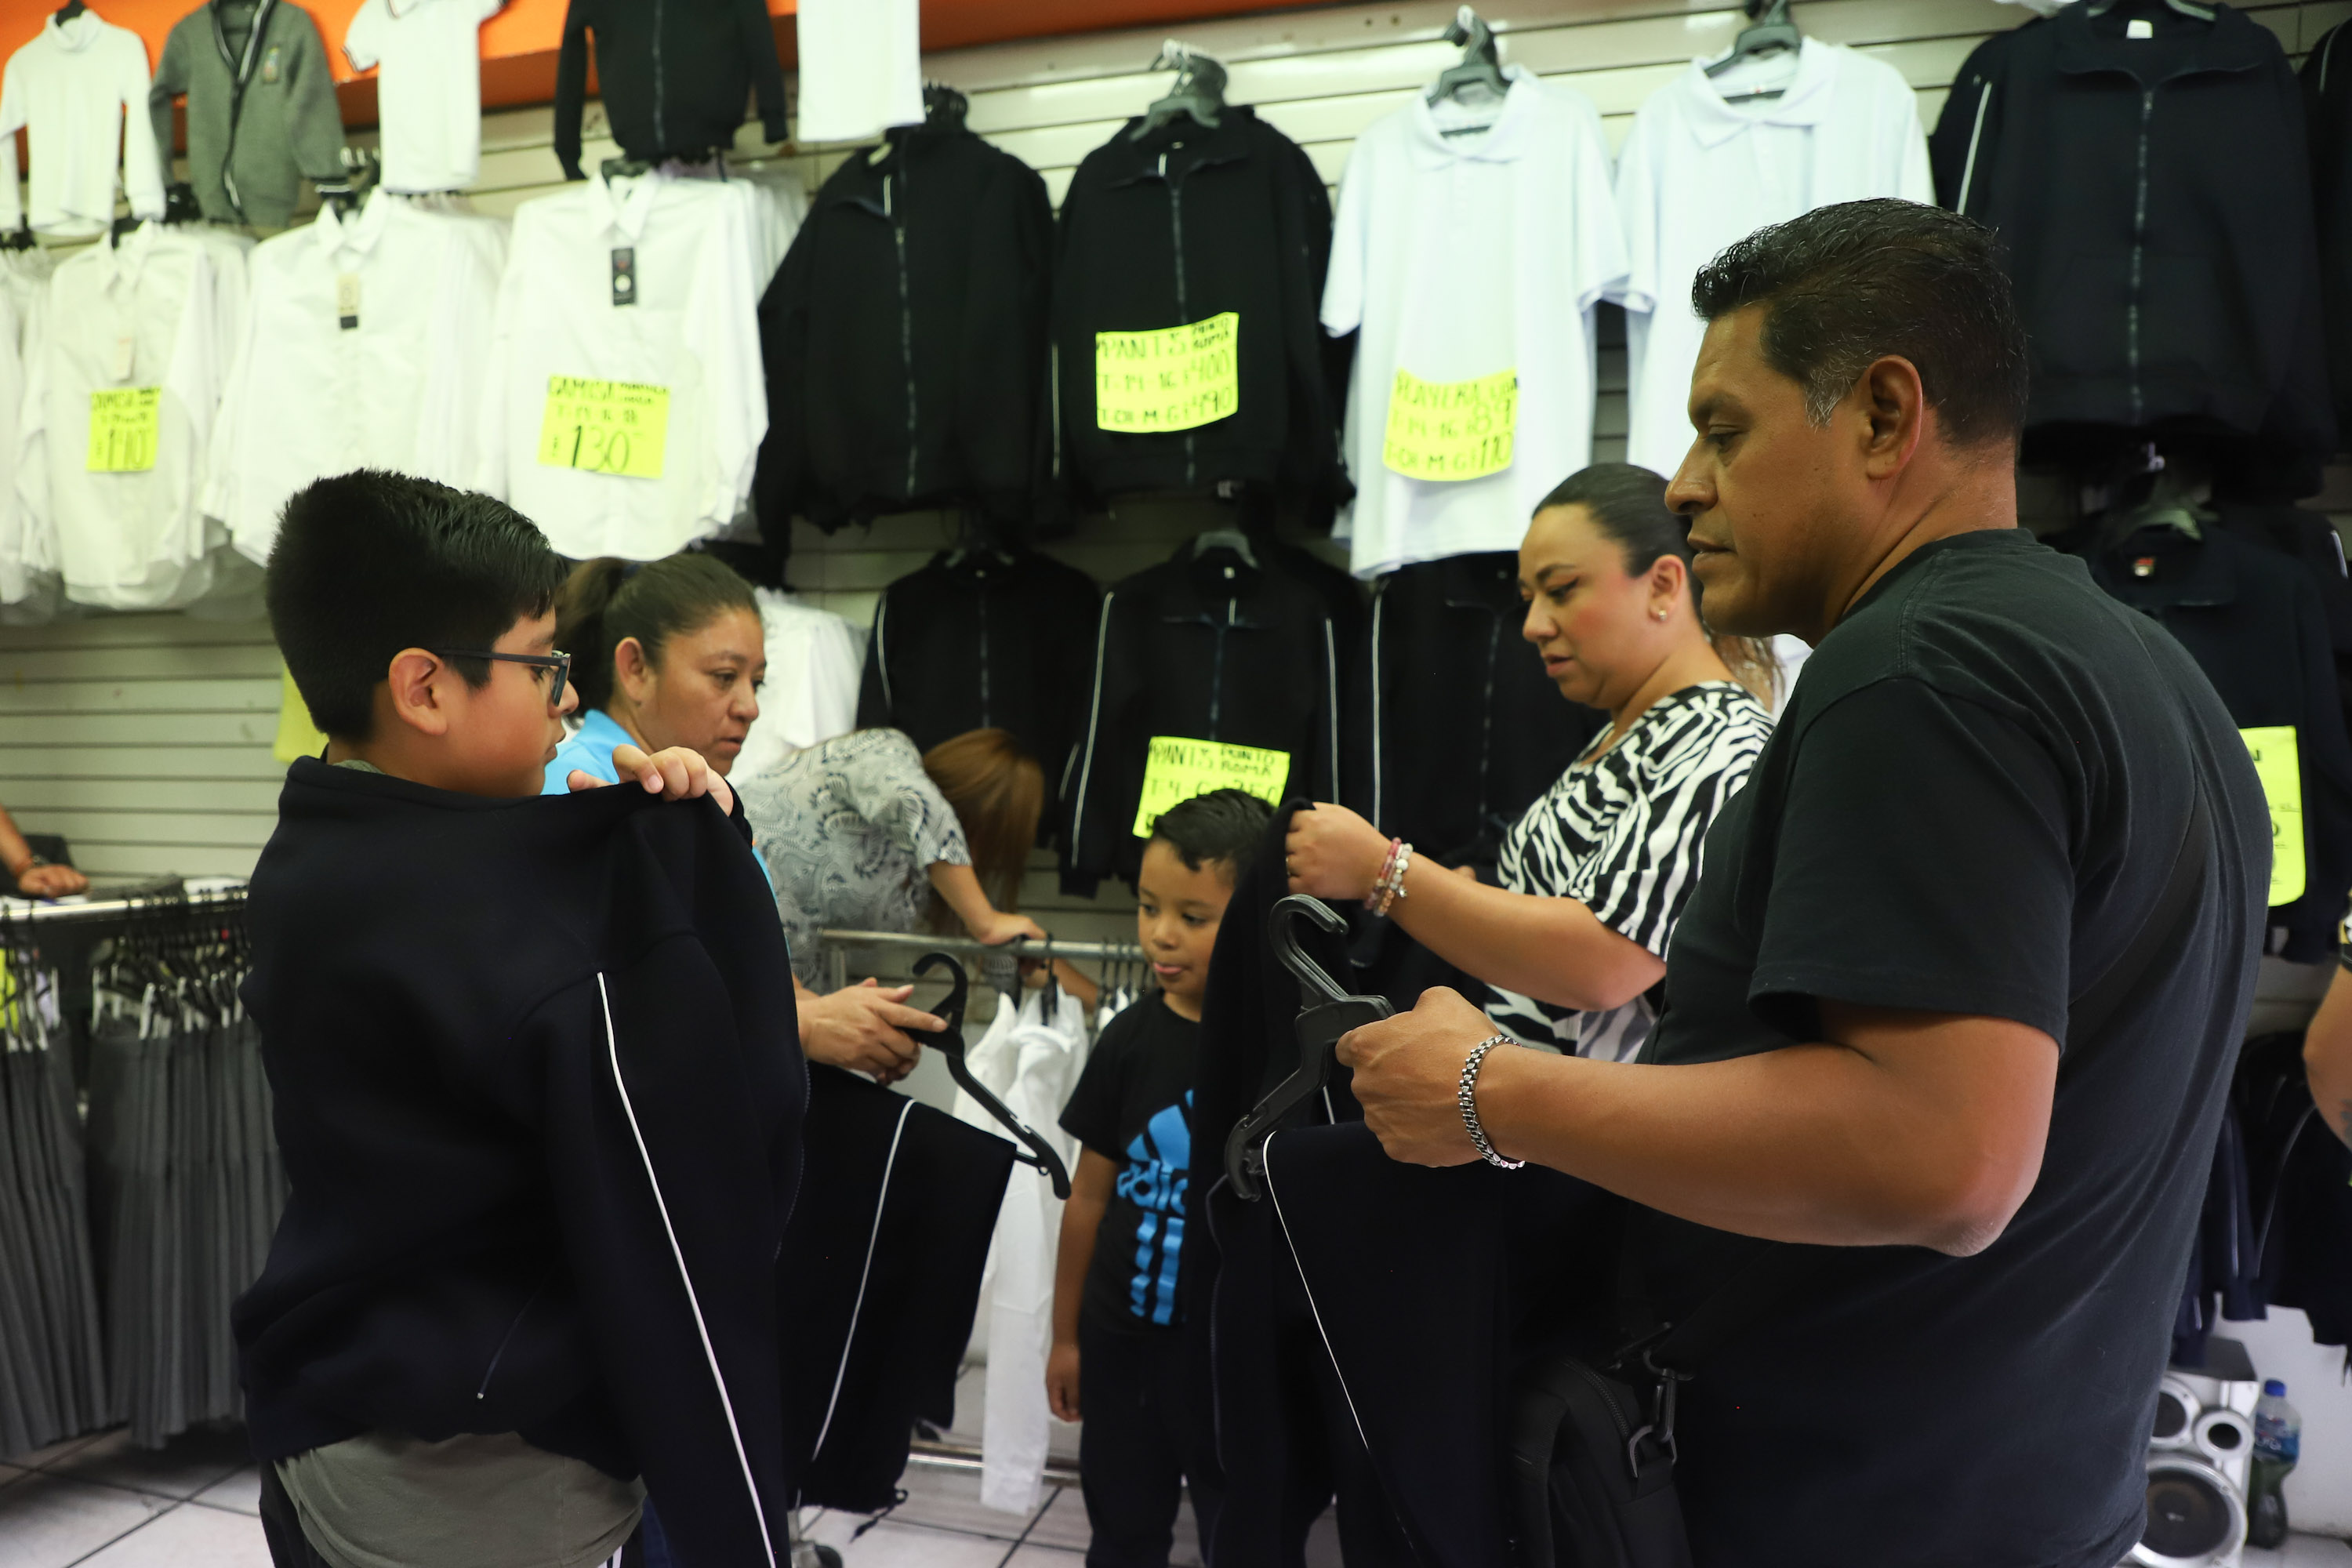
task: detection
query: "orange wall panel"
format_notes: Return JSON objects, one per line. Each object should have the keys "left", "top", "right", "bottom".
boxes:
{"left": 0, "top": 0, "right": 1334, "bottom": 134}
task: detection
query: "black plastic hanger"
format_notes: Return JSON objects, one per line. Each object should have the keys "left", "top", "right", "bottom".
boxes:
{"left": 1189, "top": 527, "right": 1258, "bottom": 570}
{"left": 1706, "top": 0, "right": 1802, "bottom": 86}
{"left": 53, "top": 2, "right": 86, "bottom": 21}
{"left": 908, "top": 953, "right": 1073, "bottom": 1200}
{"left": 923, "top": 82, "right": 968, "bottom": 127}
{"left": 944, "top": 509, "right": 1015, "bottom": 572}
{"left": 2098, "top": 445, "right": 2212, "bottom": 550}
{"left": 1428, "top": 7, "right": 1508, "bottom": 109}
{"left": 1223, "top": 896, "right": 1392, "bottom": 1201}
{"left": 2085, "top": 0, "right": 2218, "bottom": 24}
{"left": 1133, "top": 42, "right": 1226, "bottom": 139}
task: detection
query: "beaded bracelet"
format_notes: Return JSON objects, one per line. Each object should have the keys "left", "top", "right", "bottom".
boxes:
{"left": 1365, "top": 839, "right": 1414, "bottom": 917}
{"left": 1459, "top": 1035, "right": 1524, "bottom": 1170}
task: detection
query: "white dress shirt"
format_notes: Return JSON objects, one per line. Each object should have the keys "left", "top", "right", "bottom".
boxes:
{"left": 209, "top": 192, "right": 506, "bottom": 564}
{"left": 0, "top": 10, "right": 167, "bottom": 238}
{"left": 19, "top": 225, "right": 232, "bottom": 609}
{"left": 490, "top": 170, "right": 765, "bottom": 561}
{"left": 793, "top": 0, "right": 921, "bottom": 144}
{"left": 1323, "top": 68, "right": 1629, "bottom": 579}
{"left": 1610, "top": 39, "right": 1932, "bottom": 479}
{"left": 342, "top": 0, "right": 503, "bottom": 194}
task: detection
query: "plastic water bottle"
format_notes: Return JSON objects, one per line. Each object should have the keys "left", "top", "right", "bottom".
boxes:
{"left": 2249, "top": 1379, "right": 2301, "bottom": 1548}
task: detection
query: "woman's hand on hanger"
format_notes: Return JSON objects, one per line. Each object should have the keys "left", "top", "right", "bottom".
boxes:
{"left": 1283, "top": 802, "right": 1393, "bottom": 902}
{"left": 967, "top": 908, "right": 1048, "bottom": 947}
{"left": 13, "top": 863, "right": 88, "bottom": 898}
{"left": 572, "top": 743, "right": 736, "bottom": 818}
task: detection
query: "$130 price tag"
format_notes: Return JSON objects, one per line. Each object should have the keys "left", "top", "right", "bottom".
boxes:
{"left": 537, "top": 376, "right": 670, "bottom": 480}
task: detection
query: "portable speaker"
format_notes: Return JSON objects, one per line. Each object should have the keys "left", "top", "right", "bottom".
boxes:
{"left": 2128, "top": 1340, "right": 2259, "bottom": 1568}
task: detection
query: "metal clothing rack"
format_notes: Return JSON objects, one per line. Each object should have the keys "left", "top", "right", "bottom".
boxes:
{"left": 816, "top": 927, "right": 1149, "bottom": 1000}
{"left": 0, "top": 887, "right": 249, "bottom": 928}
{"left": 818, "top": 929, "right": 1146, "bottom": 961}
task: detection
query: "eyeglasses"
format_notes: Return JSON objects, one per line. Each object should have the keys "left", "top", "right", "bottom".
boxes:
{"left": 430, "top": 648, "right": 572, "bottom": 710}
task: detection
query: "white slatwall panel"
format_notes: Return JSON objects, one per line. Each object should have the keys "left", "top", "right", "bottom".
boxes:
{"left": 6, "top": 0, "right": 2348, "bottom": 924}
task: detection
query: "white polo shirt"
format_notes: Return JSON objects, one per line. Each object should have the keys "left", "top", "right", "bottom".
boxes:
{"left": 793, "top": 0, "right": 920, "bottom": 144}
{"left": 0, "top": 11, "right": 166, "bottom": 238}
{"left": 1323, "top": 68, "right": 1628, "bottom": 579}
{"left": 343, "top": 0, "right": 503, "bottom": 194}
{"left": 490, "top": 169, "right": 766, "bottom": 561}
{"left": 209, "top": 193, "right": 508, "bottom": 564}
{"left": 1610, "top": 39, "right": 1932, "bottom": 480}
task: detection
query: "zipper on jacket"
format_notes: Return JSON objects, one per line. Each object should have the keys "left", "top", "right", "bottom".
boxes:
{"left": 1475, "top": 612, "right": 1500, "bottom": 822}
{"left": 1955, "top": 80, "right": 1992, "bottom": 214}
{"left": 977, "top": 580, "right": 993, "bottom": 727}
{"left": 1163, "top": 151, "right": 1198, "bottom": 488}
{"left": 1206, "top": 601, "right": 1235, "bottom": 738}
{"left": 652, "top": 0, "right": 668, "bottom": 154}
{"left": 2127, "top": 88, "right": 2154, "bottom": 426}
{"left": 887, "top": 169, "right": 919, "bottom": 499}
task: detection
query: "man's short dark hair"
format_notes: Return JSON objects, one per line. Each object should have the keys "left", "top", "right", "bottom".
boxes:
{"left": 1149, "top": 789, "right": 1273, "bottom": 880}
{"left": 267, "top": 470, "right": 568, "bottom": 739}
{"left": 1690, "top": 198, "right": 2029, "bottom": 448}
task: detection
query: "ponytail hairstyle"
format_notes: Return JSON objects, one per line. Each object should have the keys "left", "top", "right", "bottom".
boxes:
{"left": 554, "top": 553, "right": 760, "bottom": 713}
{"left": 920, "top": 729, "right": 1046, "bottom": 928}
{"left": 1533, "top": 463, "right": 1779, "bottom": 706}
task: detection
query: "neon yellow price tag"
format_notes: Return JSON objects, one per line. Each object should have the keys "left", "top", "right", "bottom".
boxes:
{"left": 273, "top": 666, "right": 328, "bottom": 764}
{"left": 1096, "top": 313, "right": 1240, "bottom": 434}
{"left": 1383, "top": 367, "right": 1517, "bottom": 481}
{"left": 2241, "top": 725, "right": 2304, "bottom": 906}
{"left": 1131, "top": 736, "right": 1290, "bottom": 838}
{"left": 87, "top": 387, "right": 161, "bottom": 473}
{"left": 537, "top": 376, "right": 669, "bottom": 480}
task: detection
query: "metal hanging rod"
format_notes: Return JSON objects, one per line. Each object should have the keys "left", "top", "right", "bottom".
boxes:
{"left": 0, "top": 887, "right": 249, "bottom": 927}
{"left": 818, "top": 928, "right": 1148, "bottom": 964}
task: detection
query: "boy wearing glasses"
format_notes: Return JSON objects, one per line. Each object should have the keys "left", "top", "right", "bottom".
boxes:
{"left": 236, "top": 471, "right": 804, "bottom": 1568}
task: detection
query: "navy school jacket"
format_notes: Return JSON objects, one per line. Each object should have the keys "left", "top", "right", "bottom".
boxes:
{"left": 235, "top": 759, "right": 805, "bottom": 1568}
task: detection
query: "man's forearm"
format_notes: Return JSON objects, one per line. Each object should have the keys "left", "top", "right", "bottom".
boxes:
{"left": 1474, "top": 1011, "right": 2054, "bottom": 1255}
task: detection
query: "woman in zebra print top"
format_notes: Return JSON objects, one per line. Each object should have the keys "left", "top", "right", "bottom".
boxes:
{"left": 1287, "top": 463, "right": 1773, "bottom": 1062}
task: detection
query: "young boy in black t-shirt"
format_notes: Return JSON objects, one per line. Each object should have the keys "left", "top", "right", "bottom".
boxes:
{"left": 1049, "top": 788, "right": 1270, "bottom": 1568}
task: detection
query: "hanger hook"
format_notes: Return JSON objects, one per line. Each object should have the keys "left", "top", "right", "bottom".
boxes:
{"left": 911, "top": 950, "right": 971, "bottom": 1027}
{"left": 1269, "top": 895, "right": 1352, "bottom": 1007}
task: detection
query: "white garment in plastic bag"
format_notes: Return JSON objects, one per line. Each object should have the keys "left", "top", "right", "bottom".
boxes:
{"left": 952, "top": 985, "right": 1091, "bottom": 1516}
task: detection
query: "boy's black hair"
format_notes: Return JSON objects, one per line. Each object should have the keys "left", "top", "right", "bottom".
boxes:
{"left": 266, "top": 470, "right": 569, "bottom": 739}
{"left": 1148, "top": 789, "right": 1275, "bottom": 879}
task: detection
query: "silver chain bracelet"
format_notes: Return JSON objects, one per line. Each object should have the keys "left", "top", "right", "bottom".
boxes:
{"left": 1458, "top": 1033, "right": 1524, "bottom": 1171}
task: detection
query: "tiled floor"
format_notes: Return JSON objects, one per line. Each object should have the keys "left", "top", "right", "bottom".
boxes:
{"left": 0, "top": 1376, "right": 1334, "bottom": 1568}
{"left": 12, "top": 1416, "right": 2331, "bottom": 1567}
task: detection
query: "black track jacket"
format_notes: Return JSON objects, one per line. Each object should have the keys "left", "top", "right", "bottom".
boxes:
{"left": 856, "top": 548, "right": 1101, "bottom": 804}
{"left": 1060, "top": 544, "right": 1342, "bottom": 892}
{"left": 235, "top": 760, "right": 806, "bottom": 1568}
{"left": 755, "top": 120, "right": 1054, "bottom": 535}
{"left": 554, "top": 0, "right": 789, "bottom": 178}
{"left": 1932, "top": 5, "right": 2333, "bottom": 471}
{"left": 1052, "top": 108, "right": 1347, "bottom": 521}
